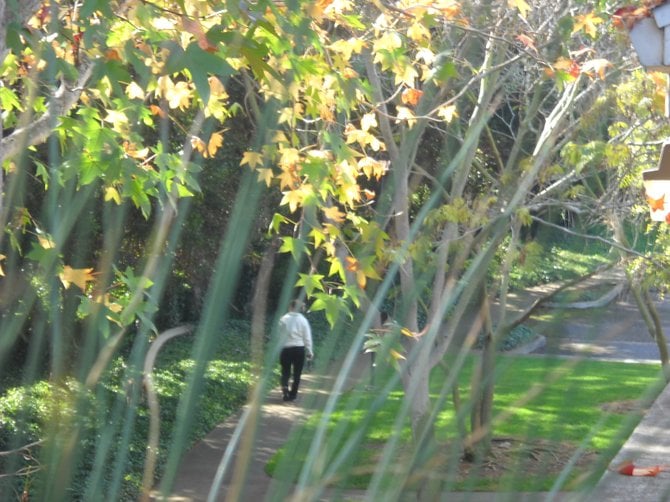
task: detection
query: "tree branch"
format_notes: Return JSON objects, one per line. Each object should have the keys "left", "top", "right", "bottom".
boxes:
{"left": 0, "top": 61, "right": 95, "bottom": 165}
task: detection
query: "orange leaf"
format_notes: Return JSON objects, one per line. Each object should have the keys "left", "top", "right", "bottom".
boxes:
{"left": 181, "top": 16, "right": 217, "bottom": 52}
{"left": 516, "top": 34, "right": 537, "bottom": 53}
{"left": 647, "top": 194, "right": 665, "bottom": 212}
{"left": 356, "top": 269, "right": 367, "bottom": 289}
{"left": 613, "top": 6, "right": 651, "bottom": 31}
{"left": 345, "top": 256, "right": 359, "bottom": 272}
{"left": 309, "top": 0, "right": 334, "bottom": 18}
{"left": 553, "top": 57, "right": 580, "bottom": 78}
{"left": 149, "top": 104, "right": 166, "bottom": 118}
{"left": 105, "top": 49, "right": 122, "bottom": 61}
{"left": 60, "top": 266, "right": 96, "bottom": 291}
{"left": 401, "top": 88, "right": 424, "bottom": 106}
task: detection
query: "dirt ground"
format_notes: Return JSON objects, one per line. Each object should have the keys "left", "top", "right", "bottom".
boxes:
{"left": 457, "top": 437, "right": 599, "bottom": 489}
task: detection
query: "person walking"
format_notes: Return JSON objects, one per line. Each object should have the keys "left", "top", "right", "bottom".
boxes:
{"left": 278, "top": 300, "right": 314, "bottom": 402}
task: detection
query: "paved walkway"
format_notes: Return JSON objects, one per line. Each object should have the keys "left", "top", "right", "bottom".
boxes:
{"left": 151, "top": 352, "right": 370, "bottom": 501}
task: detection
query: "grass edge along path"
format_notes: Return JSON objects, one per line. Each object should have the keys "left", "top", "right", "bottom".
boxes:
{"left": 267, "top": 354, "right": 665, "bottom": 495}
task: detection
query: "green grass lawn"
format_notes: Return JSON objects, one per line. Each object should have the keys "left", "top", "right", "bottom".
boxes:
{"left": 267, "top": 354, "right": 664, "bottom": 494}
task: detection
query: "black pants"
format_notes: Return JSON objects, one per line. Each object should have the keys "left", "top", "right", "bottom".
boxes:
{"left": 280, "top": 346, "right": 305, "bottom": 399}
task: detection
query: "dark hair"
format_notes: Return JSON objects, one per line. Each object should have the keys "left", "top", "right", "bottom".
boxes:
{"left": 290, "top": 300, "right": 303, "bottom": 311}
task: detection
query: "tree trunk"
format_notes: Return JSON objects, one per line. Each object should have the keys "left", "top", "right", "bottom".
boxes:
{"left": 610, "top": 214, "right": 669, "bottom": 374}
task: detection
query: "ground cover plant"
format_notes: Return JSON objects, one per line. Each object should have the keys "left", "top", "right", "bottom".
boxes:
{"left": 0, "top": 321, "right": 254, "bottom": 501}
{"left": 267, "top": 354, "right": 663, "bottom": 494}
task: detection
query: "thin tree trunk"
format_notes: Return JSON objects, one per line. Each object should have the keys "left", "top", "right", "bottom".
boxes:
{"left": 611, "top": 214, "right": 669, "bottom": 374}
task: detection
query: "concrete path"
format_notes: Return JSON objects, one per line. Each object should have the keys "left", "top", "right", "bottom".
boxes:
{"left": 585, "top": 380, "right": 670, "bottom": 502}
{"left": 151, "top": 352, "right": 370, "bottom": 501}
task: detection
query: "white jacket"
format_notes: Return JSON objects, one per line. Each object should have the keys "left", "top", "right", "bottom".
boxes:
{"left": 279, "top": 312, "right": 313, "bottom": 357}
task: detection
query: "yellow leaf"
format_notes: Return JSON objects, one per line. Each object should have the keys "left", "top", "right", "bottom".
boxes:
{"left": 322, "top": 205, "right": 346, "bottom": 223}
{"left": 307, "top": 0, "right": 335, "bottom": 18}
{"left": 278, "top": 168, "right": 298, "bottom": 190}
{"left": 437, "top": 104, "right": 458, "bottom": 123}
{"left": 166, "top": 81, "right": 192, "bottom": 110}
{"left": 93, "top": 293, "right": 122, "bottom": 312}
{"left": 104, "top": 186, "right": 121, "bottom": 204}
{"left": 126, "top": 81, "right": 145, "bottom": 100}
{"left": 361, "top": 113, "right": 377, "bottom": 132}
{"left": 373, "top": 32, "right": 402, "bottom": 55}
{"left": 37, "top": 234, "right": 55, "bottom": 249}
{"left": 358, "top": 157, "right": 388, "bottom": 180}
{"left": 240, "top": 151, "right": 263, "bottom": 169}
{"left": 433, "top": 0, "right": 462, "bottom": 19}
{"left": 508, "top": 0, "right": 530, "bottom": 19}
{"left": 191, "top": 136, "right": 207, "bottom": 155}
{"left": 280, "top": 188, "right": 305, "bottom": 213}
{"left": 324, "top": 241, "right": 336, "bottom": 256}
{"left": 59, "top": 265, "right": 96, "bottom": 291}
{"left": 344, "top": 124, "right": 385, "bottom": 151}
{"left": 104, "top": 110, "right": 129, "bottom": 127}
{"left": 0, "top": 254, "right": 5, "bottom": 277}
{"left": 395, "top": 106, "right": 417, "bottom": 127}
{"left": 257, "top": 168, "right": 274, "bottom": 187}
{"left": 279, "top": 148, "right": 301, "bottom": 169}
{"left": 206, "top": 132, "right": 224, "bottom": 158}
{"left": 278, "top": 107, "right": 295, "bottom": 125}
{"left": 123, "top": 141, "right": 149, "bottom": 160}
{"left": 401, "top": 327, "right": 416, "bottom": 338}
{"left": 329, "top": 37, "right": 365, "bottom": 60}
{"left": 389, "top": 348, "right": 406, "bottom": 361}
{"left": 572, "top": 12, "right": 603, "bottom": 38}
{"left": 407, "top": 21, "right": 431, "bottom": 43}
{"left": 581, "top": 58, "right": 612, "bottom": 80}
{"left": 209, "top": 76, "right": 227, "bottom": 98}
{"left": 395, "top": 64, "right": 418, "bottom": 87}
{"left": 339, "top": 180, "right": 361, "bottom": 206}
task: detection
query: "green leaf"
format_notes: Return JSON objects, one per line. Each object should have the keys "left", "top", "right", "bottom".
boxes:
{"left": 183, "top": 43, "right": 233, "bottom": 104}
{"left": 310, "top": 293, "right": 345, "bottom": 326}
{"left": 296, "top": 273, "right": 325, "bottom": 296}
{"left": 0, "top": 87, "right": 22, "bottom": 112}
{"left": 433, "top": 59, "right": 458, "bottom": 83}
{"left": 279, "top": 236, "right": 308, "bottom": 260}
{"left": 327, "top": 257, "right": 345, "bottom": 281}
{"left": 269, "top": 213, "right": 288, "bottom": 234}
{"left": 81, "top": 0, "right": 113, "bottom": 18}
{"left": 5, "top": 22, "right": 23, "bottom": 55}
{"left": 163, "top": 41, "right": 187, "bottom": 74}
